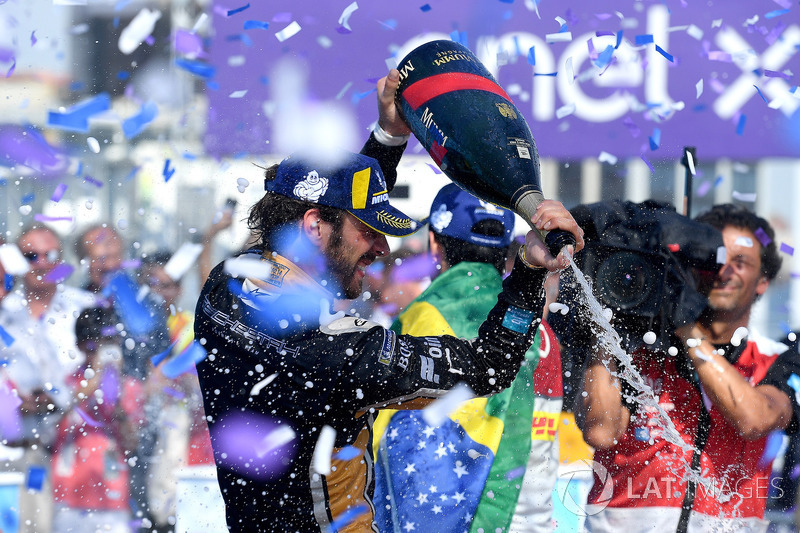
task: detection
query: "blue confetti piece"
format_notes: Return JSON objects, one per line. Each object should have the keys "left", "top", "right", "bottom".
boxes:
{"left": 594, "top": 45, "right": 614, "bottom": 68}
{"left": 122, "top": 100, "right": 158, "bottom": 139}
{"left": 124, "top": 166, "right": 140, "bottom": 181}
{"left": 22, "top": 193, "right": 35, "bottom": 204}
{"left": 335, "top": 446, "right": 362, "bottom": 460}
{"left": 226, "top": 33, "right": 253, "bottom": 47}
{"left": 107, "top": 272, "right": 156, "bottom": 337}
{"left": 788, "top": 373, "right": 800, "bottom": 392}
{"left": 505, "top": 465, "right": 526, "bottom": 480}
{"left": 47, "top": 93, "right": 111, "bottom": 133}
{"left": 655, "top": 44, "right": 673, "bottom": 62}
{"left": 649, "top": 128, "right": 661, "bottom": 150}
{"left": 243, "top": 20, "right": 270, "bottom": 30}
{"left": 753, "top": 85, "right": 768, "bottom": 104}
{"left": 350, "top": 88, "right": 376, "bottom": 105}
{"left": 175, "top": 58, "right": 216, "bottom": 79}
{"left": 151, "top": 340, "right": 179, "bottom": 368}
{"left": 758, "top": 430, "right": 785, "bottom": 469}
{"left": 635, "top": 34, "right": 654, "bottom": 45}
{"left": 27, "top": 465, "right": 46, "bottom": 492}
{"left": 226, "top": 3, "right": 250, "bottom": 16}
{"left": 533, "top": 72, "right": 558, "bottom": 77}
{"left": 69, "top": 81, "right": 84, "bottom": 91}
{"left": 736, "top": 114, "right": 747, "bottom": 136}
{"left": 163, "top": 159, "right": 175, "bottom": 181}
{"left": 449, "top": 30, "right": 468, "bottom": 47}
{"left": 0, "top": 324, "right": 14, "bottom": 347}
{"left": 330, "top": 503, "right": 369, "bottom": 533}
{"left": 765, "top": 9, "right": 790, "bottom": 18}
{"left": 161, "top": 341, "right": 208, "bottom": 379}
{"left": 714, "top": 175, "right": 724, "bottom": 187}
{"left": 527, "top": 46, "right": 536, "bottom": 66}
{"left": 615, "top": 30, "right": 624, "bottom": 49}
{"left": 640, "top": 154, "right": 655, "bottom": 173}
{"left": 117, "top": 71, "right": 130, "bottom": 80}
{"left": 420, "top": 4, "right": 431, "bottom": 12}
{"left": 4, "top": 274, "right": 13, "bottom": 293}
{"left": 206, "top": 80, "right": 220, "bottom": 91}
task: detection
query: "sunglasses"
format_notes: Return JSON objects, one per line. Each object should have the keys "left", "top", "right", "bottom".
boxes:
{"left": 23, "top": 249, "right": 61, "bottom": 263}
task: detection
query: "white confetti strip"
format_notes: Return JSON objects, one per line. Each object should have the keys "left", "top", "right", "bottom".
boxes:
{"left": 0, "top": 244, "right": 31, "bottom": 275}
{"left": 598, "top": 151, "right": 618, "bottom": 164}
{"left": 164, "top": 242, "right": 204, "bottom": 281}
{"left": 249, "top": 374, "right": 277, "bottom": 396}
{"left": 731, "top": 327, "right": 749, "bottom": 347}
{"left": 732, "top": 190, "right": 756, "bottom": 202}
{"left": 716, "top": 246, "right": 727, "bottom": 264}
{"left": 696, "top": 79, "right": 703, "bottom": 99}
{"left": 276, "top": 21, "right": 301, "bottom": 42}
{"left": 224, "top": 256, "right": 273, "bottom": 280}
{"left": 229, "top": 90, "right": 248, "bottom": 99}
{"left": 192, "top": 13, "right": 209, "bottom": 33}
{"left": 255, "top": 425, "right": 296, "bottom": 458}
{"left": 338, "top": 1, "right": 359, "bottom": 31}
{"left": 734, "top": 236, "right": 753, "bottom": 248}
{"left": 546, "top": 32, "right": 572, "bottom": 43}
{"left": 565, "top": 56, "right": 574, "bottom": 84}
{"left": 423, "top": 383, "right": 474, "bottom": 427}
{"left": 556, "top": 103, "right": 575, "bottom": 118}
{"left": 87, "top": 136, "right": 100, "bottom": 153}
{"left": 312, "top": 425, "right": 336, "bottom": 475}
{"left": 686, "top": 24, "right": 704, "bottom": 40}
{"left": 118, "top": 8, "right": 162, "bottom": 55}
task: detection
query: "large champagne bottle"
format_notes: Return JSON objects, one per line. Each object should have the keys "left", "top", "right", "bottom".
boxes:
{"left": 394, "top": 40, "right": 575, "bottom": 256}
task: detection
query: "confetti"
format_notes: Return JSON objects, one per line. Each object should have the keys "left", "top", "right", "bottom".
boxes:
{"left": 250, "top": 373, "right": 278, "bottom": 396}
{"left": 47, "top": 93, "right": 111, "bottom": 133}
{"left": 736, "top": 114, "right": 746, "bottom": 136}
{"left": 330, "top": 503, "right": 369, "bottom": 531}
{"left": 338, "top": 1, "right": 359, "bottom": 31}
{"left": 696, "top": 180, "right": 712, "bottom": 197}
{"left": 243, "top": 20, "right": 270, "bottom": 30}
{"left": 655, "top": 45, "right": 673, "bottom": 62}
{"left": 732, "top": 190, "right": 756, "bottom": 202}
{"left": 598, "top": 151, "right": 618, "bottom": 164}
{"left": 696, "top": 79, "right": 703, "bottom": 99}
{"left": 686, "top": 24, "right": 704, "bottom": 40}
{"left": 754, "top": 227, "right": 772, "bottom": 247}
{"left": 74, "top": 406, "right": 104, "bottom": 428}
{"left": 226, "top": 3, "right": 250, "bottom": 16}
{"left": 0, "top": 243, "right": 30, "bottom": 275}
{"left": 527, "top": 46, "right": 535, "bottom": 65}
{"left": 122, "top": 101, "right": 159, "bottom": 138}
{"left": 163, "top": 159, "right": 175, "bottom": 181}
{"left": 174, "top": 29, "right": 205, "bottom": 57}
{"left": 229, "top": 90, "right": 248, "bottom": 98}
{"left": 150, "top": 340, "right": 179, "bottom": 368}
{"left": 161, "top": 341, "right": 208, "bottom": 379}
{"left": 334, "top": 446, "right": 362, "bottom": 461}
{"left": 0, "top": 324, "right": 15, "bottom": 348}
{"left": 640, "top": 154, "right": 655, "bottom": 173}
{"left": 734, "top": 236, "right": 754, "bottom": 248}
{"left": 556, "top": 103, "right": 575, "bottom": 119}
{"left": 422, "top": 383, "right": 474, "bottom": 427}
{"left": 546, "top": 32, "right": 572, "bottom": 43}
{"left": 118, "top": 8, "right": 162, "bottom": 55}
{"left": 275, "top": 21, "right": 301, "bottom": 42}
{"left": 635, "top": 34, "right": 653, "bottom": 45}
{"left": 780, "top": 243, "right": 794, "bottom": 256}
{"left": 765, "top": 9, "right": 790, "bottom": 18}
{"left": 649, "top": 128, "right": 661, "bottom": 150}
{"left": 163, "top": 242, "right": 203, "bottom": 280}
{"left": 312, "top": 425, "right": 336, "bottom": 475}
{"left": 27, "top": 466, "right": 46, "bottom": 492}
{"left": 87, "top": 136, "right": 100, "bottom": 153}
{"left": 175, "top": 58, "right": 216, "bottom": 79}
{"left": 420, "top": 4, "right": 431, "bottom": 12}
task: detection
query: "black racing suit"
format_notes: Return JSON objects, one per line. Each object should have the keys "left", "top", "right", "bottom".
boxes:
{"left": 195, "top": 249, "right": 548, "bottom": 532}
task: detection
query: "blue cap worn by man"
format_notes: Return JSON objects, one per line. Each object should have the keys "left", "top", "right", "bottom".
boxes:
{"left": 194, "top": 69, "right": 583, "bottom": 533}
{"left": 373, "top": 183, "right": 563, "bottom": 533}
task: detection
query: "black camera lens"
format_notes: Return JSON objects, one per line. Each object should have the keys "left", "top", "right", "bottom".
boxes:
{"left": 596, "top": 251, "right": 657, "bottom": 310}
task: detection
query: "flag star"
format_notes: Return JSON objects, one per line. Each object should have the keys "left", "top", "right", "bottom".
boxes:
{"left": 417, "top": 439, "right": 427, "bottom": 450}
{"left": 432, "top": 505, "right": 443, "bottom": 514}
{"left": 388, "top": 428, "right": 399, "bottom": 439}
{"left": 404, "top": 463, "right": 416, "bottom": 474}
{"left": 453, "top": 461, "right": 468, "bottom": 479}
{"left": 429, "top": 484, "right": 438, "bottom": 493}
{"left": 403, "top": 521, "right": 416, "bottom": 532}
{"left": 463, "top": 513, "right": 472, "bottom": 523}
{"left": 416, "top": 492, "right": 428, "bottom": 504}
{"left": 453, "top": 491, "right": 466, "bottom": 504}
{"left": 447, "top": 442, "right": 457, "bottom": 453}
{"left": 422, "top": 425, "right": 436, "bottom": 438}
{"left": 434, "top": 445, "right": 448, "bottom": 458}
{"left": 439, "top": 493, "right": 449, "bottom": 502}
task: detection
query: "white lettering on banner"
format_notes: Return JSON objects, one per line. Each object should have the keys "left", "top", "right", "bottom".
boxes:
{"left": 713, "top": 24, "right": 800, "bottom": 119}
{"left": 395, "top": 7, "right": 799, "bottom": 126}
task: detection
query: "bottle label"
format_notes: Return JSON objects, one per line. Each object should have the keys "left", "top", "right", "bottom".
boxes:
{"left": 508, "top": 137, "right": 532, "bottom": 160}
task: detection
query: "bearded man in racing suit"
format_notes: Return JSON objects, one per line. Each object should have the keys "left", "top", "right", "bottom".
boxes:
{"left": 194, "top": 69, "right": 584, "bottom": 532}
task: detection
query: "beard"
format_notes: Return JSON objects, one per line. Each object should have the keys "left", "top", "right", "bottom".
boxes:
{"left": 324, "top": 227, "right": 363, "bottom": 299}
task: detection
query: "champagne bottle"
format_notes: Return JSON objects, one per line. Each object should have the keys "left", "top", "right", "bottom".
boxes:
{"left": 394, "top": 40, "right": 575, "bottom": 257}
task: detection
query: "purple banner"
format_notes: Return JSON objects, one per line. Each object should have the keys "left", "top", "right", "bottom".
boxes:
{"left": 206, "top": 0, "right": 800, "bottom": 160}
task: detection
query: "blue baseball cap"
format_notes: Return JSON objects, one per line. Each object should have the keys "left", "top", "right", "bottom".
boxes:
{"left": 267, "top": 151, "right": 420, "bottom": 237}
{"left": 428, "top": 183, "right": 515, "bottom": 248}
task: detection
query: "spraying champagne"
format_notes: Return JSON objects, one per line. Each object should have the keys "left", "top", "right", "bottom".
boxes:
{"left": 394, "top": 40, "right": 576, "bottom": 257}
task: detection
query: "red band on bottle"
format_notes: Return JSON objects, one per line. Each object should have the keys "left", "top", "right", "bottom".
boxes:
{"left": 401, "top": 72, "right": 513, "bottom": 111}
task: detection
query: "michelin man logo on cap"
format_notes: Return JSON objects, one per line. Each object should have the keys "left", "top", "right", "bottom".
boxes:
{"left": 293, "top": 170, "right": 328, "bottom": 203}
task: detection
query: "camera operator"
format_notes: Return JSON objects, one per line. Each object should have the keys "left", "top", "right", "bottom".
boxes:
{"left": 576, "top": 203, "right": 800, "bottom": 532}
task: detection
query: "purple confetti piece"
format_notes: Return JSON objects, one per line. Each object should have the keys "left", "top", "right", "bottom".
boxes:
{"left": 336, "top": 26, "right": 352, "bottom": 35}
{"left": 764, "top": 69, "right": 791, "bottom": 79}
{"left": 791, "top": 464, "right": 800, "bottom": 480}
{"left": 163, "top": 386, "right": 186, "bottom": 400}
{"left": 623, "top": 116, "right": 640, "bottom": 138}
{"left": 708, "top": 51, "right": 732, "bottom": 62}
{"left": 82, "top": 175, "right": 104, "bottom": 187}
{"left": 736, "top": 114, "right": 747, "bottom": 136}
{"left": 696, "top": 180, "right": 712, "bottom": 198}
{"left": 272, "top": 12, "right": 292, "bottom": 23}
{"left": 43, "top": 263, "right": 74, "bottom": 283}
{"left": 780, "top": 243, "right": 794, "bottom": 256}
{"left": 392, "top": 254, "right": 438, "bottom": 283}
{"left": 595, "top": 13, "right": 613, "bottom": 20}
{"left": 144, "top": 35, "right": 155, "bottom": 46}
{"left": 226, "top": 3, "right": 250, "bottom": 16}
{"left": 640, "top": 154, "right": 655, "bottom": 173}
{"left": 6, "top": 59, "right": 15, "bottom": 78}
{"left": 74, "top": 406, "right": 104, "bottom": 428}
{"left": 766, "top": 22, "right": 786, "bottom": 45}
{"left": 595, "top": 30, "right": 614, "bottom": 37}
{"left": 426, "top": 163, "right": 442, "bottom": 174}
{"left": 101, "top": 367, "right": 120, "bottom": 406}
{"left": 505, "top": 465, "right": 526, "bottom": 480}
{"left": 174, "top": 29, "right": 205, "bottom": 56}
{"left": 30, "top": 31, "right": 37, "bottom": 46}
{"left": 754, "top": 227, "right": 772, "bottom": 247}
{"left": 50, "top": 183, "right": 68, "bottom": 202}
{"left": 0, "top": 386, "right": 22, "bottom": 441}
{"left": 34, "top": 214, "right": 73, "bottom": 223}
